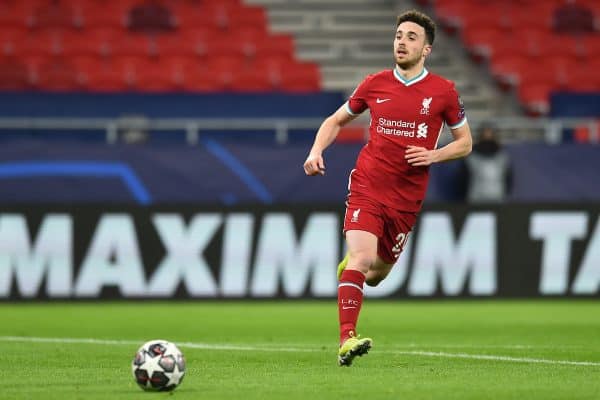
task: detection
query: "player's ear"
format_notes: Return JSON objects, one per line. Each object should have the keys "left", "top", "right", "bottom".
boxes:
{"left": 423, "top": 44, "right": 432, "bottom": 58}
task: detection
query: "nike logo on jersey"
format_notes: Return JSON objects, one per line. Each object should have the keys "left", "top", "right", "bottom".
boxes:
{"left": 376, "top": 98, "right": 391, "bottom": 104}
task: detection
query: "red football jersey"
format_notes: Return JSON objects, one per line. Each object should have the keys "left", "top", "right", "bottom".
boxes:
{"left": 345, "top": 68, "right": 466, "bottom": 212}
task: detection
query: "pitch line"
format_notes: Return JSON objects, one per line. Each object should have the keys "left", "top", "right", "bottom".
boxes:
{"left": 1, "top": 336, "right": 599, "bottom": 367}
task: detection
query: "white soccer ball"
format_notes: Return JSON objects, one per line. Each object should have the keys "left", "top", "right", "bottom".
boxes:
{"left": 131, "top": 339, "right": 186, "bottom": 391}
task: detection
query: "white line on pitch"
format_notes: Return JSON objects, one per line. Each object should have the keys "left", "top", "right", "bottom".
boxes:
{"left": 391, "top": 351, "right": 600, "bottom": 367}
{"left": 1, "top": 336, "right": 599, "bottom": 367}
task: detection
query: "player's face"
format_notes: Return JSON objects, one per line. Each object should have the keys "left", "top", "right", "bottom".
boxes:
{"left": 394, "top": 22, "right": 431, "bottom": 69}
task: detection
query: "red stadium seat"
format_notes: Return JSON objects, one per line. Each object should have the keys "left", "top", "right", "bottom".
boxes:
{"left": 489, "top": 54, "right": 530, "bottom": 89}
{"left": 61, "top": 28, "right": 117, "bottom": 58}
{"left": 70, "top": 1, "right": 131, "bottom": 29}
{"left": 255, "top": 34, "right": 295, "bottom": 60}
{"left": 160, "top": 56, "right": 200, "bottom": 88}
{"left": 30, "top": 1, "right": 81, "bottom": 29}
{"left": 126, "top": 1, "right": 176, "bottom": 33}
{"left": 280, "top": 62, "right": 320, "bottom": 92}
{"left": 580, "top": 36, "right": 600, "bottom": 60}
{"left": 0, "top": 27, "right": 29, "bottom": 57}
{"left": 13, "top": 31, "right": 64, "bottom": 58}
{"left": 104, "top": 33, "right": 155, "bottom": 58}
{"left": 72, "top": 56, "right": 131, "bottom": 91}
{"left": 228, "top": 6, "right": 267, "bottom": 29}
{"left": 230, "top": 69, "right": 276, "bottom": 92}
{"left": 184, "top": 67, "right": 229, "bottom": 92}
{"left": 173, "top": 2, "right": 237, "bottom": 31}
{"left": 461, "top": 26, "right": 505, "bottom": 61}
{"left": 129, "top": 61, "right": 181, "bottom": 92}
{"left": 204, "top": 54, "right": 242, "bottom": 87}
{"left": 510, "top": 10, "right": 553, "bottom": 32}
{"left": 458, "top": 4, "right": 512, "bottom": 32}
{"left": 0, "top": 1, "right": 40, "bottom": 29}
{"left": 154, "top": 27, "right": 217, "bottom": 57}
{"left": 229, "top": 26, "right": 270, "bottom": 59}
{"left": 518, "top": 82, "right": 555, "bottom": 116}
{"left": 0, "top": 57, "right": 31, "bottom": 89}
{"left": 433, "top": 0, "right": 474, "bottom": 32}
{"left": 33, "top": 58, "right": 84, "bottom": 91}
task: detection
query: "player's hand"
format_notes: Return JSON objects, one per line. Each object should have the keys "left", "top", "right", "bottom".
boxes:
{"left": 303, "top": 154, "right": 326, "bottom": 176}
{"left": 405, "top": 146, "right": 437, "bottom": 166}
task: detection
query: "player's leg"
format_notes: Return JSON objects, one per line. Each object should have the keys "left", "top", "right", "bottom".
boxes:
{"left": 337, "top": 229, "right": 376, "bottom": 366}
{"left": 364, "top": 208, "right": 417, "bottom": 287}
{"left": 364, "top": 257, "right": 395, "bottom": 286}
{"left": 339, "top": 252, "right": 391, "bottom": 285}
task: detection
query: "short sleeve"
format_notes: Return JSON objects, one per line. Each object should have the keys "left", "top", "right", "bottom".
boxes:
{"left": 345, "top": 75, "right": 372, "bottom": 116}
{"left": 443, "top": 83, "right": 467, "bottom": 129}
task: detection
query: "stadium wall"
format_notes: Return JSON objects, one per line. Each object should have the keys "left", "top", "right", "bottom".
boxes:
{"left": 1, "top": 204, "right": 599, "bottom": 300}
{"left": 0, "top": 141, "right": 598, "bottom": 203}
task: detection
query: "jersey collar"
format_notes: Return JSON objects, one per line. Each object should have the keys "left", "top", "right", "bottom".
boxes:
{"left": 393, "top": 67, "right": 428, "bottom": 86}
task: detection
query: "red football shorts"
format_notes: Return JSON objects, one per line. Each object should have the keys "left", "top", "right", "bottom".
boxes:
{"left": 343, "top": 192, "right": 417, "bottom": 265}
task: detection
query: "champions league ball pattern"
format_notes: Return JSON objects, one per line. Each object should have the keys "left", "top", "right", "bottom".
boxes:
{"left": 132, "top": 340, "right": 186, "bottom": 391}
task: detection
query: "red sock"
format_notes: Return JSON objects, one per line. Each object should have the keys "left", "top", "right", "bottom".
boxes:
{"left": 338, "top": 269, "right": 365, "bottom": 344}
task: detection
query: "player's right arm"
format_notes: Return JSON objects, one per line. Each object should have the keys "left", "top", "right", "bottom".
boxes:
{"left": 303, "top": 104, "right": 358, "bottom": 176}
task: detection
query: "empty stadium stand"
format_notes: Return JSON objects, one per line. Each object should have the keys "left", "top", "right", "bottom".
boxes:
{"left": 246, "top": 0, "right": 522, "bottom": 122}
{"left": 0, "top": 0, "right": 321, "bottom": 93}
{"left": 425, "top": 0, "right": 600, "bottom": 116}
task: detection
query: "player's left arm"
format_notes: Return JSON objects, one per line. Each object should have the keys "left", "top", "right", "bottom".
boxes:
{"left": 405, "top": 122, "right": 472, "bottom": 166}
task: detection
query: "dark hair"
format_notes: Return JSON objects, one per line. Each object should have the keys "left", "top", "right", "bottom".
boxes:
{"left": 396, "top": 10, "right": 436, "bottom": 45}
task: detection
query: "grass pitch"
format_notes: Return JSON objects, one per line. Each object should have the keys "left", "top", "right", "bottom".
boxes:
{"left": 1, "top": 300, "right": 599, "bottom": 400}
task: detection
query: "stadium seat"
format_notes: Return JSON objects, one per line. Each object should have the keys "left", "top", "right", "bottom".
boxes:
{"left": 228, "top": 26, "right": 270, "bottom": 59}
{"left": 228, "top": 6, "right": 267, "bottom": 30}
{"left": 433, "top": 0, "right": 474, "bottom": 32}
{"left": 132, "top": 67, "right": 181, "bottom": 92}
{"left": 154, "top": 27, "right": 217, "bottom": 58}
{"left": 461, "top": 26, "right": 504, "bottom": 61}
{"left": 255, "top": 34, "right": 295, "bottom": 60}
{"left": 280, "top": 62, "right": 321, "bottom": 92}
{"left": 173, "top": 2, "right": 237, "bottom": 31}
{"left": 104, "top": 33, "right": 155, "bottom": 58}
{"left": 0, "top": 57, "right": 30, "bottom": 89}
{"left": 13, "top": 31, "right": 63, "bottom": 58}
{"left": 30, "top": 1, "right": 81, "bottom": 29}
{"left": 0, "top": 1, "right": 39, "bottom": 29}
{"left": 458, "top": 4, "right": 511, "bottom": 32}
{"left": 580, "top": 36, "right": 600, "bottom": 60}
{"left": 518, "top": 82, "right": 555, "bottom": 116}
{"left": 33, "top": 58, "right": 83, "bottom": 91}
{"left": 126, "top": 0, "right": 176, "bottom": 33}
{"left": 489, "top": 54, "right": 530, "bottom": 89}
{"left": 70, "top": 1, "right": 131, "bottom": 29}
{"left": 72, "top": 56, "right": 131, "bottom": 91}
{"left": 0, "top": 27, "right": 29, "bottom": 57}
{"left": 510, "top": 10, "right": 553, "bottom": 32}
{"left": 61, "top": 28, "right": 116, "bottom": 58}
{"left": 184, "top": 68, "right": 229, "bottom": 92}
{"left": 552, "top": 1, "right": 595, "bottom": 34}
{"left": 230, "top": 69, "right": 277, "bottom": 92}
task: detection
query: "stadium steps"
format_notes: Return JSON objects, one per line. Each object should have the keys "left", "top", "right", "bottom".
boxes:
{"left": 246, "top": 0, "right": 521, "bottom": 121}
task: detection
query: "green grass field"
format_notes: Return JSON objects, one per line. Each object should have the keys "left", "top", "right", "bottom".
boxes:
{"left": 1, "top": 301, "right": 600, "bottom": 399}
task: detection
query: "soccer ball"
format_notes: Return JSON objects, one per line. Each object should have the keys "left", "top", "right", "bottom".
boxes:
{"left": 131, "top": 339, "right": 186, "bottom": 391}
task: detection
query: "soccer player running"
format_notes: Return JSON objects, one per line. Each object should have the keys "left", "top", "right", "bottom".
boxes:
{"left": 303, "top": 10, "right": 472, "bottom": 366}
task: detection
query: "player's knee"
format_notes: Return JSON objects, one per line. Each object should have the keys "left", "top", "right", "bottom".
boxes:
{"left": 347, "top": 253, "right": 376, "bottom": 274}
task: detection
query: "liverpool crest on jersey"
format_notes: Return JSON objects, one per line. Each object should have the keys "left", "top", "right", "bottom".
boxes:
{"left": 420, "top": 97, "right": 432, "bottom": 115}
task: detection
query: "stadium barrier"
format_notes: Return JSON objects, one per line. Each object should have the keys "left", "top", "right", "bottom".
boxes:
{"left": 1, "top": 203, "right": 598, "bottom": 300}
{"left": 0, "top": 115, "right": 598, "bottom": 144}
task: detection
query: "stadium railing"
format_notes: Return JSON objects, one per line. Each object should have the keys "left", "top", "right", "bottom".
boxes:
{"left": 0, "top": 116, "right": 597, "bottom": 144}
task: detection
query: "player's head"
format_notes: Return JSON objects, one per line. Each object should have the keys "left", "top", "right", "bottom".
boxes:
{"left": 394, "top": 10, "right": 435, "bottom": 69}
